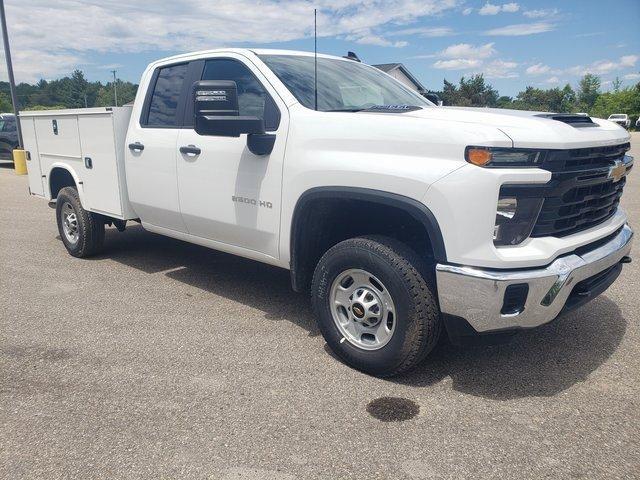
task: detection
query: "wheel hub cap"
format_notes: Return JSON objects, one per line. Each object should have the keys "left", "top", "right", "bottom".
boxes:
{"left": 330, "top": 269, "right": 396, "bottom": 351}
{"left": 61, "top": 202, "right": 79, "bottom": 244}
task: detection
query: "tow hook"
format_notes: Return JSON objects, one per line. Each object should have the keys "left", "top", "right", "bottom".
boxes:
{"left": 620, "top": 256, "right": 632, "bottom": 264}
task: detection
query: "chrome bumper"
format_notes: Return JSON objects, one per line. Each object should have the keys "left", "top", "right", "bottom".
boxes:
{"left": 436, "top": 224, "right": 633, "bottom": 333}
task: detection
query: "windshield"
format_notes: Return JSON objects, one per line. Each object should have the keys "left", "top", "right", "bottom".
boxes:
{"left": 609, "top": 114, "right": 626, "bottom": 119}
{"left": 259, "top": 54, "right": 431, "bottom": 112}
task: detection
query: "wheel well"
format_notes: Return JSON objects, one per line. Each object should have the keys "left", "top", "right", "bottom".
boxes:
{"left": 49, "top": 168, "right": 76, "bottom": 199}
{"left": 290, "top": 188, "right": 446, "bottom": 292}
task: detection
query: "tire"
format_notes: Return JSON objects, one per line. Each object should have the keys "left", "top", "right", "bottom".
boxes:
{"left": 311, "top": 236, "right": 441, "bottom": 377}
{"left": 55, "top": 186, "right": 105, "bottom": 258}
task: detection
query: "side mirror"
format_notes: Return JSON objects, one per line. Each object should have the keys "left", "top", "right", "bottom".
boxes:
{"left": 193, "top": 80, "right": 264, "bottom": 137}
{"left": 192, "top": 80, "right": 276, "bottom": 155}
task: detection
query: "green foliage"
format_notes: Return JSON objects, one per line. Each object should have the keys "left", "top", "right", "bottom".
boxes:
{"left": 591, "top": 85, "right": 640, "bottom": 121}
{"left": 577, "top": 73, "right": 601, "bottom": 112}
{"left": 437, "top": 73, "right": 639, "bottom": 121}
{"left": 0, "top": 71, "right": 138, "bottom": 111}
{"left": 0, "top": 91, "right": 12, "bottom": 112}
{"left": 510, "top": 84, "right": 577, "bottom": 113}
{"left": 439, "top": 75, "right": 498, "bottom": 107}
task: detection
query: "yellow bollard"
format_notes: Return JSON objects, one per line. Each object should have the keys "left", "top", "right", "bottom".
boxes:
{"left": 13, "top": 149, "right": 27, "bottom": 175}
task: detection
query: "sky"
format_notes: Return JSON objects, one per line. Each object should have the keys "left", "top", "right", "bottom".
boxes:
{"left": 1, "top": 0, "right": 639, "bottom": 96}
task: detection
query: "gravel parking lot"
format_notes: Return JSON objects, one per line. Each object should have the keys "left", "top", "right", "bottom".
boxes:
{"left": 1, "top": 134, "right": 639, "bottom": 479}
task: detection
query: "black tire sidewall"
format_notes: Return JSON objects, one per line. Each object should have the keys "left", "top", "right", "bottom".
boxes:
{"left": 312, "top": 241, "right": 425, "bottom": 375}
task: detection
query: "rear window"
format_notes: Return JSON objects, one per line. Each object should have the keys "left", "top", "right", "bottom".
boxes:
{"left": 146, "top": 63, "right": 188, "bottom": 127}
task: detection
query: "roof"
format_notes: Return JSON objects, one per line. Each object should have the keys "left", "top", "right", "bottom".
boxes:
{"left": 372, "top": 63, "right": 427, "bottom": 92}
{"left": 373, "top": 63, "right": 402, "bottom": 73}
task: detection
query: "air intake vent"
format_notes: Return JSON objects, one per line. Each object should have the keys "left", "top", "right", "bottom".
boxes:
{"left": 536, "top": 113, "right": 596, "bottom": 127}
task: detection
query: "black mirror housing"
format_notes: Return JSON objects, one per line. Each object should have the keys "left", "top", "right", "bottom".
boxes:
{"left": 192, "top": 79, "right": 275, "bottom": 155}
{"left": 193, "top": 80, "right": 266, "bottom": 137}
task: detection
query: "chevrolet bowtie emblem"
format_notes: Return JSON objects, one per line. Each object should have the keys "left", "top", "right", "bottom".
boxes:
{"left": 608, "top": 160, "right": 627, "bottom": 183}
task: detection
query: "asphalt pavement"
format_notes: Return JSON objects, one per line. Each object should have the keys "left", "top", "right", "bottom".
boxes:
{"left": 1, "top": 134, "right": 639, "bottom": 479}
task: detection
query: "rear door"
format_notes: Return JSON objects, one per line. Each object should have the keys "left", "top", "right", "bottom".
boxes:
{"left": 124, "top": 62, "right": 192, "bottom": 231}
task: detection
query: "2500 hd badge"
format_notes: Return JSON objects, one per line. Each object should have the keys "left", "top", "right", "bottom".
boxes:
{"left": 231, "top": 195, "right": 273, "bottom": 209}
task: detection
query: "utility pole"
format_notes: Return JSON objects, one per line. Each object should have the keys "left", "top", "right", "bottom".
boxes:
{"left": 111, "top": 69, "right": 118, "bottom": 107}
{"left": 0, "top": 0, "right": 23, "bottom": 148}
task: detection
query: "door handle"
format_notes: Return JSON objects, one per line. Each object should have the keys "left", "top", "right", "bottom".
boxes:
{"left": 180, "top": 145, "right": 201, "bottom": 156}
{"left": 128, "top": 142, "right": 144, "bottom": 152}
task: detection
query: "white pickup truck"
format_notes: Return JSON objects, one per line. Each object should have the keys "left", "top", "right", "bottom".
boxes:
{"left": 21, "top": 49, "right": 634, "bottom": 376}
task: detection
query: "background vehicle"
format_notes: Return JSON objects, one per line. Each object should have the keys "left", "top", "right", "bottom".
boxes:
{"left": 0, "top": 113, "right": 18, "bottom": 160}
{"left": 608, "top": 113, "right": 631, "bottom": 128}
{"left": 19, "top": 49, "right": 634, "bottom": 377}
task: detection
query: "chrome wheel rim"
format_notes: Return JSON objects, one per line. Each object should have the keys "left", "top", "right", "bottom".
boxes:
{"left": 61, "top": 202, "right": 79, "bottom": 244}
{"left": 329, "top": 268, "right": 396, "bottom": 350}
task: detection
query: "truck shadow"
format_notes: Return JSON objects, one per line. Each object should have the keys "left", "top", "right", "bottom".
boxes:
{"left": 99, "top": 224, "right": 626, "bottom": 400}
{"left": 97, "top": 224, "right": 319, "bottom": 337}
{"left": 394, "top": 297, "right": 626, "bottom": 399}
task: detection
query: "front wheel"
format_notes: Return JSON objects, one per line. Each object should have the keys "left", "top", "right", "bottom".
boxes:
{"left": 55, "top": 186, "right": 105, "bottom": 258}
{"left": 311, "top": 236, "right": 441, "bottom": 377}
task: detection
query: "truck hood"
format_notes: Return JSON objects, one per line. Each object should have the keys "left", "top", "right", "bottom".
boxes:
{"left": 394, "top": 106, "right": 631, "bottom": 150}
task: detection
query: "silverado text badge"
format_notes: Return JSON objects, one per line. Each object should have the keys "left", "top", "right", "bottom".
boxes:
{"left": 608, "top": 160, "right": 627, "bottom": 183}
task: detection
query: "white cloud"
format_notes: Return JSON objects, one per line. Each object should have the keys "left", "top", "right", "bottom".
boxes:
{"left": 478, "top": 2, "right": 519, "bottom": 15}
{"left": 484, "top": 22, "right": 555, "bottom": 36}
{"left": 484, "top": 59, "right": 518, "bottom": 78}
{"left": 623, "top": 73, "right": 640, "bottom": 81}
{"left": 345, "top": 31, "right": 408, "bottom": 47}
{"left": 438, "top": 42, "right": 496, "bottom": 59}
{"left": 526, "top": 63, "right": 551, "bottom": 75}
{"left": 2, "top": 0, "right": 461, "bottom": 82}
{"left": 389, "top": 26, "right": 454, "bottom": 37}
{"left": 545, "top": 76, "right": 560, "bottom": 84}
{"left": 479, "top": 3, "right": 501, "bottom": 15}
{"left": 523, "top": 8, "right": 559, "bottom": 18}
{"left": 433, "top": 58, "right": 482, "bottom": 69}
{"left": 525, "top": 56, "right": 639, "bottom": 79}
{"left": 99, "top": 63, "right": 124, "bottom": 70}
{"left": 462, "top": 7, "right": 473, "bottom": 15}
{"left": 502, "top": 3, "right": 520, "bottom": 13}
{"left": 567, "top": 55, "right": 639, "bottom": 76}
{"left": 431, "top": 42, "right": 513, "bottom": 74}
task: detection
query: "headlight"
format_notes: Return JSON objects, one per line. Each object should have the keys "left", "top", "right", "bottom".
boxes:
{"left": 466, "top": 147, "right": 544, "bottom": 167}
{"left": 494, "top": 195, "right": 543, "bottom": 246}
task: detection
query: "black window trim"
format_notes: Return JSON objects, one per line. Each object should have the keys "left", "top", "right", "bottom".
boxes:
{"left": 140, "top": 61, "right": 190, "bottom": 129}
{"left": 140, "top": 56, "right": 283, "bottom": 131}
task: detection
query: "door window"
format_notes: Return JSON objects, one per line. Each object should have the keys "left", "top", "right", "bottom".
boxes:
{"left": 146, "top": 63, "right": 189, "bottom": 127}
{"left": 201, "top": 59, "right": 280, "bottom": 131}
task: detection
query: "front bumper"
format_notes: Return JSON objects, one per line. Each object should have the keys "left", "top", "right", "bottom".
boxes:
{"left": 435, "top": 224, "right": 633, "bottom": 333}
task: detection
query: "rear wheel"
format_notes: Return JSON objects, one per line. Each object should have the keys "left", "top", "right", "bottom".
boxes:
{"left": 311, "top": 236, "right": 441, "bottom": 377}
{"left": 55, "top": 186, "right": 105, "bottom": 257}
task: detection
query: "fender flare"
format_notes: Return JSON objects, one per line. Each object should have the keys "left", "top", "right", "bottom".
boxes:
{"left": 47, "top": 163, "right": 88, "bottom": 208}
{"left": 289, "top": 186, "right": 447, "bottom": 290}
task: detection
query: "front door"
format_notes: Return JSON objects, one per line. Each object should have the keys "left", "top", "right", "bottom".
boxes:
{"left": 176, "top": 55, "right": 288, "bottom": 258}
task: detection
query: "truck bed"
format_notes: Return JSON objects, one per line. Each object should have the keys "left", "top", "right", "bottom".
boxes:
{"left": 19, "top": 107, "right": 137, "bottom": 220}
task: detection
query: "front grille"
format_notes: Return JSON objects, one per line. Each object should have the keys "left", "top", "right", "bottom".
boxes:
{"left": 532, "top": 143, "right": 631, "bottom": 237}
{"left": 532, "top": 175, "right": 626, "bottom": 237}
{"left": 500, "top": 143, "right": 632, "bottom": 239}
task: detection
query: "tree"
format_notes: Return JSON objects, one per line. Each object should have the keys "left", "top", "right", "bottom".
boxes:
{"left": 612, "top": 77, "right": 623, "bottom": 93}
{"left": 577, "top": 74, "right": 601, "bottom": 113}
{"left": 440, "top": 75, "right": 498, "bottom": 107}
{"left": 590, "top": 86, "right": 640, "bottom": 120}
{"left": 0, "top": 91, "right": 12, "bottom": 112}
